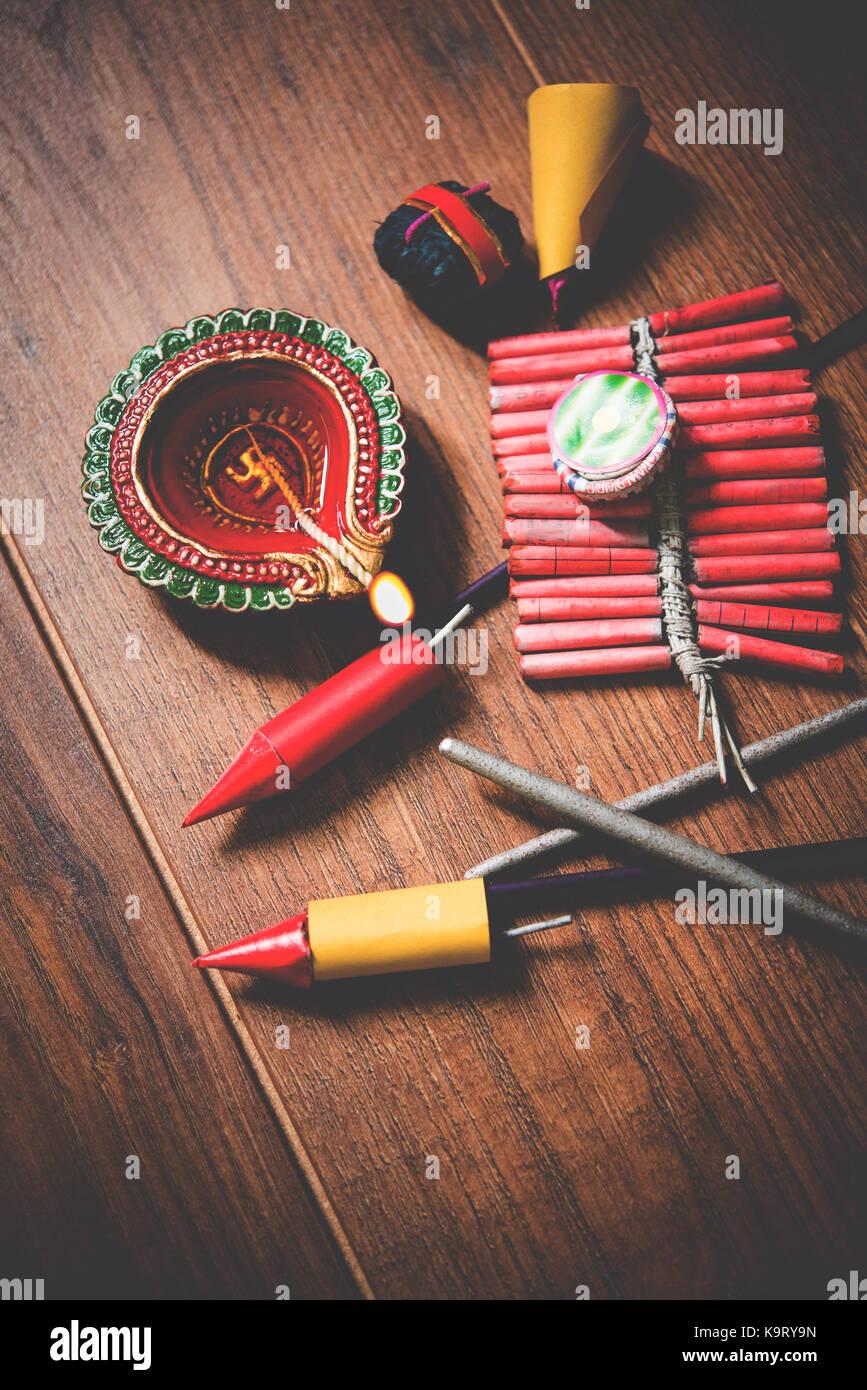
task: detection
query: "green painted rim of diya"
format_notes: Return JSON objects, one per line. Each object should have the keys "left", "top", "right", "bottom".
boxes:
{"left": 80, "top": 308, "right": 407, "bottom": 612}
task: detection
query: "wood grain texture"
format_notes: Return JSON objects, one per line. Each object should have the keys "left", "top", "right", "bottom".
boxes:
{"left": 0, "top": 0, "right": 864, "bottom": 1299}
{"left": 0, "top": 555, "right": 360, "bottom": 1299}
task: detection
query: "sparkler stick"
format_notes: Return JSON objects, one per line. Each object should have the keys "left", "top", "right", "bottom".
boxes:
{"left": 439, "top": 738, "right": 867, "bottom": 947}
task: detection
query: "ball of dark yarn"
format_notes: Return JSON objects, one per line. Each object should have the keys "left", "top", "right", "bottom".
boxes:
{"left": 373, "top": 181, "right": 523, "bottom": 313}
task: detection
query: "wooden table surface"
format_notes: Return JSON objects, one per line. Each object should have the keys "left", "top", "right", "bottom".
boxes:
{"left": 1, "top": 0, "right": 864, "bottom": 1300}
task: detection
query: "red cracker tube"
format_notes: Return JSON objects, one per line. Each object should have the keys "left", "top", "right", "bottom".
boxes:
{"left": 509, "top": 573, "right": 837, "bottom": 602}
{"left": 489, "top": 334, "right": 797, "bottom": 386}
{"left": 490, "top": 378, "right": 577, "bottom": 412}
{"left": 687, "top": 501, "right": 829, "bottom": 535}
{"left": 505, "top": 494, "right": 653, "bottom": 519}
{"left": 692, "top": 552, "right": 840, "bottom": 583}
{"left": 514, "top": 603, "right": 842, "bottom": 652}
{"left": 520, "top": 645, "right": 673, "bottom": 679}
{"left": 510, "top": 549, "right": 841, "bottom": 582}
{"left": 501, "top": 470, "right": 576, "bottom": 494}
{"left": 490, "top": 395, "right": 816, "bottom": 440}
{"left": 661, "top": 368, "right": 812, "bottom": 400}
{"left": 489, "top": 306, "right": 789, "bottom": 366}
{"left": 698, "top": 625, "right": 843, "bottom": 676}
{"left": 515, "top": 617, "right": 665, "bottom": 651}
{"left": 690, "top": 580, "right": 835, "bottom": 603}
{"left": 519, "top": 626, "right": 842, "bottom": 681}
{"left": 518, "top": 634, "right": 842, "bottom": 681}
{"left": 511, "top": 574, "right": 661, "bottom": 598}
{"left": 677, "top": 415, "right": 821, "bottom": 450}
{"left": 688, "top": 525, "right": 835, "bottom": 556}
{"left": 503, "top": 518, "right": 650, "bottom": 548}
{"left": 683, "top": 447, "right": 825, "bottom": 479}
{"left": 689, "top": 528, "right": 834, "bottom": 556}
{"left": 508, "top": 534, "right": 838, "bottom": 572}
{"left": 489, "top": 324, "right": 630, "bottom": 360}
{"left": 675, "top": 393, "right": 817, "bottom": 424}
{"left": 695, "top": 600, "right": 841, "bottom": 635}
{"left": 489, "top": 467, "right": 794, "bottom": 494}
{"left": 490, "top": 344, "right": 635, "bottom": 386}
{"left": 499, "top": 450, "right": 827, "bottom": 491}
{"left": 685, "top": 478, "right": 827, "bottom": 507}
{"left": 490, "top": 369, "right": 813, "bottom": 413}
{"left": 493, "top": 433, "right": 554, "bottom": 458}
{"left": 492, "top": 407, "right": 559, "bottom": 439}
{"left": 493, "top": 316, "right": 794, "bottom": 379}
{"left": 491, "top": 407, "right": 553, "bottom": 439}
{"left": 646, "top": 316, "right": 793, "bottom": 352}
{"left": 493, "top": 413, "right": 818, "bottom": 458}
{"left": 654, "top": 335, "right": 798, "bottom": 374}
{"left": 497, "top": 461, "right": 566, "bottom": 478}
{"left": 516, "top": 596, "right": 841, "bottom": 634}
{"left": 489, "top": 282, "right": 788, "bottom": 359}
{"left": 517, "top": 595, "right": 664, "bottom": 621}
{"left": 649, "top": 281, "right": 787, "bottom": 336}
{"left": 508, "top": 547, "right": 657, "bottom": 576}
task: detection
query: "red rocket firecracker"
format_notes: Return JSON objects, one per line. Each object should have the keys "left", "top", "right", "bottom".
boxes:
{"left": 192, "top": 834, "right": 867, "bottom": 988}
{"left": 183, "top": 634, "right": 448, "bottom": 825}
{"left": 183, "top": 564, "right": 509, "bottom": 825}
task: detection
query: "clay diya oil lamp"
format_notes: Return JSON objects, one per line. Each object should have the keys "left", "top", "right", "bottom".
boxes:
{"left": 81, "top": 308, "right": 407, "bottom": 612}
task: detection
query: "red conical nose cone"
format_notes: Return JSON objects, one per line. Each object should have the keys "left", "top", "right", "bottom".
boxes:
{"left": 193, "top": 913, "right": 313, "bottom": 988}
{"left": 182, "top": 731, "right": 284, "bottom": 826}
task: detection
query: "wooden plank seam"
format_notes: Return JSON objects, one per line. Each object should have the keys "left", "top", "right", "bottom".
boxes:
{"left": 0, "top": 526, "right": 375, "bottom": 1301}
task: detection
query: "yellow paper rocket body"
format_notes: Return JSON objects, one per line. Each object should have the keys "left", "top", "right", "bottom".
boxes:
{"left": 529, "top": 83, "right": 649, "bottom": 281}
{"left": 308, "top": 878, "right": 491, "bottom": 980}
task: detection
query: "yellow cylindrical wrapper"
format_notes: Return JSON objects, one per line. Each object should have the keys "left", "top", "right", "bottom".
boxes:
{"left": 308, "top": 879, "right": 491, "bottom": 980}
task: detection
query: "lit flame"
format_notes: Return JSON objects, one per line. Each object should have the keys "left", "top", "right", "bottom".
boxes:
{"left": 369, "top": 570, "right": 415, "bottom": 625}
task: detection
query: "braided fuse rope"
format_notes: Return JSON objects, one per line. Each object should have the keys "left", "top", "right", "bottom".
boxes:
{"left": 629, "top": 322, "right": 757, "bottom": 789}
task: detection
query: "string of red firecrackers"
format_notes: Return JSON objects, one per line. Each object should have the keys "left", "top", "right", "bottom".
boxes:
{"left": 488, "top": 281, "right": 844, "bottom": 784}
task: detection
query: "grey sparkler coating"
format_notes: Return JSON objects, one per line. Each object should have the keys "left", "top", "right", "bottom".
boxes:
{"left": 439, "top": 737, "right": 867, "bottom": 947}
{"left": 463, "top": 698, "right": 867, "bottom": 881}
